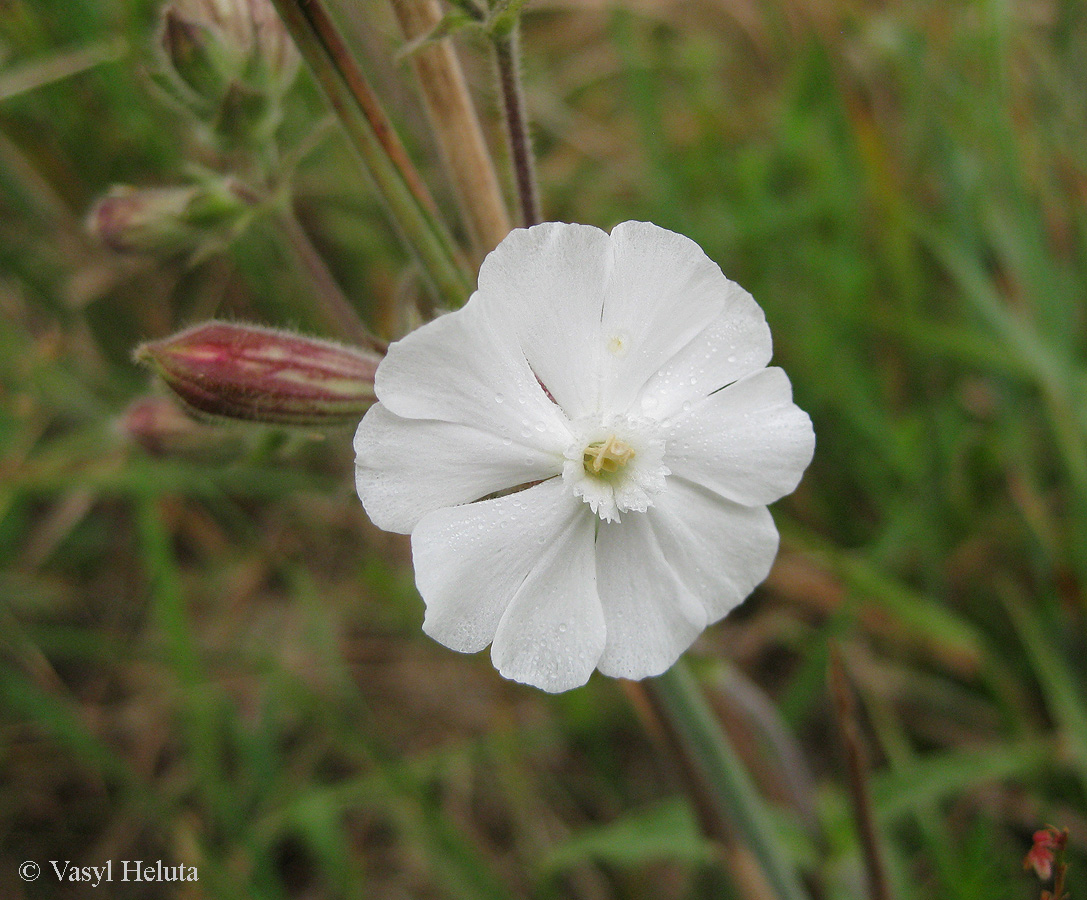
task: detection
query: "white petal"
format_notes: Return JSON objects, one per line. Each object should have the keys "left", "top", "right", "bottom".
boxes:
{"left": 490, "top": 502, "right": 604, "bottom": 692}
{"left": 475, "top": 223, "right": 611, "bottom": 419}
{"left": 646, "top": 479, "right": 780, "bottom": 623}
{"left": 664, "top": 367, "right": 815, "bottom": 507}
{"left": 412, "top": 478, "right": 586, "bottom": 657}
{"left": 633, "top": 286, "right": 773, "bottom": 422}
{"left": 355, "top": 404, "right": 565, "bottom": 534}
{"left": 595, "top": 514, "right": 708, "bottom": 680}
{"left": 598, "top": 222, "right": 732, "bottom": 414}
{"left": 374, "top": 293, "right": 572, "bottom": 452}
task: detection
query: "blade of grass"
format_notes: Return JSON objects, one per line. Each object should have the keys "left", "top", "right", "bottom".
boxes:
{"left": 871, "top": 737, "right": 1058, "bottom": 822}
{"left": 0, "top": 36, "right": 127, "bottom": 101}
{"left": 1001, "top": 588, "right": 1087, "bottom": 799}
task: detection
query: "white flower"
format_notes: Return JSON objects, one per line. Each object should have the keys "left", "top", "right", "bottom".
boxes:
{"left": 354, "top": 222, "right": 815, "bottom": 693}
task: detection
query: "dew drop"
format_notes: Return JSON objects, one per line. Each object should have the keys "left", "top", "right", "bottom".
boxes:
{"left": 494, "top": 393, "right": 505, "bottom": 404}
{"left": 502, "top": 437, "right": 512, "bottom": 446}
{"left": 682, "top": 400, "right": 693, "bottom": 413}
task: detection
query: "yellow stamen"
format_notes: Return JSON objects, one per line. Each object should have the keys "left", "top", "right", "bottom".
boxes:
{"left": 583, "top": 436, "right": 636, "bottom": 475}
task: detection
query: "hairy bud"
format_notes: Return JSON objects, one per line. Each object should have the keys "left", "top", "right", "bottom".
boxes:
{"left": 136, "top": 322, "right": 381, "bottom": 426}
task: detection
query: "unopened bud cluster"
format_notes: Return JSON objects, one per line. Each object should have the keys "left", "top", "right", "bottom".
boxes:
{"left": 136, "top": 322, "right": 380, "bottom": 426}
{"left": 158, "top": 0, "right": 299, "bottom": 141}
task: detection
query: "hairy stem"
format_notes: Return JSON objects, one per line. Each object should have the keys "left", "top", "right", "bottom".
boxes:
{"left": 493, "top": 23, "right": 539, "bottom": 227}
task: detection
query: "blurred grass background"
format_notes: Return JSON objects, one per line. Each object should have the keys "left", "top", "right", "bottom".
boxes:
{"left": 2, "top": 0, "right": 1087, "bottom": 897}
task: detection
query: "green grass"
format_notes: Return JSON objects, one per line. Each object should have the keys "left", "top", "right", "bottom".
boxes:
{"left": 2, "top": 0, "right": 1087, "bottom": 897}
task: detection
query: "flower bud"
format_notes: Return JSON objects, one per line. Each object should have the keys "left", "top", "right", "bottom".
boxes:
{"left": 160, "top": 8, "right": 222, "bottom": 101}
{"left": 159, "top": 0, "right": 298, "bottom": 113}
{"left": 135, "top": 322, "right": 380, "bottom": 426}
{"left": 247, "top": 0, "right": 300, "bottom": 95}
{"left": 117, "top": 395, "right": 216, "bottom": 456}
{"left": 1024, "top": 826, "right": 1068, "bottom": 882}
{"left": 87, "top": 178, "right": 253, "bottom": 256}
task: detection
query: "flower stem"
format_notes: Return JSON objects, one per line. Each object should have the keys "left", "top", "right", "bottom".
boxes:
{"left": 641, "top": 661, "right": 810, "bottom": 900}
{"left": 267, "top": 0, "right": 474, "bottom": 306}
{"left": 389, "top": 0, "right": 511, "bottom": 256}
{"left": 829, "top": 648, "right": 893, "bottom": 900}
{"left": 493, "top": 22, "right": 539, "bottom": 227}
{"left": 275, "top": 204, "right": 386, "bottom": 350}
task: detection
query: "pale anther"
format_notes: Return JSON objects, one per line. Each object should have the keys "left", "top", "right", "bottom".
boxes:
{"left": 583, "top": 436, "right": 636, "bottom": 474}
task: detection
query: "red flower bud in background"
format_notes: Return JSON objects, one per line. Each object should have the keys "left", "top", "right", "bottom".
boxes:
{"left": 136, "top": 322, "right": 380, "bottom": 426}
{"left": 1025, "top": 826, "right": 1069, "bottom": 892}
{"left": 118, "top": 395, "right": 212, "bottom": 455}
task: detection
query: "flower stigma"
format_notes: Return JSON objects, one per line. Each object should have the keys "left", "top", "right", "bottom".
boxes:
{"left": 563, "top": 416, "right": 669, "bottom": 523}
{"left": 583, "top": 436, "right": 636, "bottom": 475}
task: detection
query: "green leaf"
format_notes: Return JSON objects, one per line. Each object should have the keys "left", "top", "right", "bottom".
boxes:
{"left": 542, "top": 799, "right": 713, "bottom": 872}
{"left": 872, "top": 738, "right": 1056, "bottom": 821}
{"left": 397, "top": 11, "right": 483, "bottom": 59}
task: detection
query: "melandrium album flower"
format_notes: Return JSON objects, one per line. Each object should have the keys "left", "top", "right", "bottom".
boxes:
{"left": 355, "top": 221, "right": 814, "bottom": 692}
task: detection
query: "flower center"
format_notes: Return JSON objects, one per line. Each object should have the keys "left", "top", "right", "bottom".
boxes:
{"left": 583, "top": 436, "right": 636, "bottom": 475}
{"left": 562, "top": 416, "right": 669, "bottom": 523}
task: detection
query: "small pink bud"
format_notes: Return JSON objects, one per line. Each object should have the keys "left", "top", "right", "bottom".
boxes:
{"left": 117, "top": 396, "right": 213, "bottom": 455}
{"left": 135, "top": 322, "right": 380, "bottom": 426}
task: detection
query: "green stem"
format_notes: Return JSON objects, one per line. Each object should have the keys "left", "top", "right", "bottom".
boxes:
{"left": 274, "top": 203, "right": 386, "bottom": 350}
{"left": 268, "top": 0, "right": 473, "bottom": 306}
{"left": 644, "top": 661, "right": 810, "bottom": 900}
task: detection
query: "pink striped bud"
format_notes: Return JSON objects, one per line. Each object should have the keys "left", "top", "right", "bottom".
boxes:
{"left": 136, "top": 322, "right": 380, "bottom": 426}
